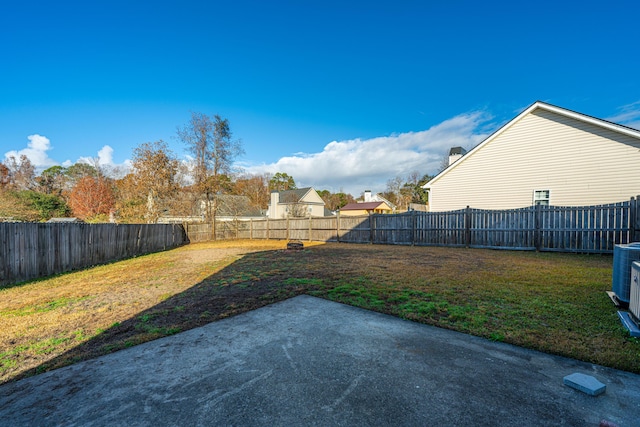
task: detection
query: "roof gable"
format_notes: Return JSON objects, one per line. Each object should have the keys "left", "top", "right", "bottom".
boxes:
{"left": 371, "top": 193, "right": 396, "bottom": 209}
{"left": 424, "top": 101, "right": 640, "bottom": 189}
{"left": 275, "top": 187, "right": 324, "bottom": 205}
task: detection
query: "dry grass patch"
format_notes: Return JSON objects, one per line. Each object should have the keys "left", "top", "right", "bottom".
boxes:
{"left": 1, "top": 240, "right": 320, "bottom": 383}
{"left": 2, "top": 240, "right": 639, "bottom": 384}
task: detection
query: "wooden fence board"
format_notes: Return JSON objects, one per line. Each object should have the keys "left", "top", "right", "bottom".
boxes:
{"left": 0, "top": 223, "right": 188, "bottom": 286}
{"left": 182, "top": 199, "right": 638, "bottom": 255}
{"left": 7, "top": 200, "right": 631, "bottom": 287}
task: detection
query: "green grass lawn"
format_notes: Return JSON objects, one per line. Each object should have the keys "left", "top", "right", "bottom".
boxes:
{"left": 1, "top": 240, "right": 638, "bottom": 384}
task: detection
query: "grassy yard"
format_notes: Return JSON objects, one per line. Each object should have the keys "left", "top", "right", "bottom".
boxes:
{"left": 1, "top": 240, "right": 638, "bottom": 384}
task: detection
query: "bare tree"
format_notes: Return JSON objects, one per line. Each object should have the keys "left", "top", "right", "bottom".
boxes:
{"left": 4, "top": 155, "right": 35, "bottom": 190}
{"left": 177, "top": 112, "right": 243, "bottom": 225}
{"left": 234, "top": 173, "right": 270, "bottom": 211}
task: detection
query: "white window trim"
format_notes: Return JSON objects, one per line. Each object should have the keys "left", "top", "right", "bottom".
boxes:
{"left": 533, "top": 189, "right": 550, "bottom": 206}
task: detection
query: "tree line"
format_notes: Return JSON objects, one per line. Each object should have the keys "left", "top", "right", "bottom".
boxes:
{"left": 1, "top": 113, "right": 431, "bottom": 223}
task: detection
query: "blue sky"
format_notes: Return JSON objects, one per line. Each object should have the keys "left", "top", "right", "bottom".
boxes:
{"left": 1, "top": 0, "right": 639, "bottom": 195}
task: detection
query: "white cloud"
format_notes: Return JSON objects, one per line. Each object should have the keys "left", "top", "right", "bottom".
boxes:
{"left": 4, "top": 134, "right": 59, "bottom": 168}
{"left": 606, "top": 101, "right": 640, "bottom": 130}
{"left": 246, "top": 111, "right": 493, "bottom": 195}
{"left": 98, "top": 145, "right": 114, "bottom": 165}
{"left": 77, "top": 145, "right": 131, "bottom": 177}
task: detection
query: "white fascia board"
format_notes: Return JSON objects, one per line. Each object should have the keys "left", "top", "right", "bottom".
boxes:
{"left": 539, "top": 102, "right": 640, "bottom": 139}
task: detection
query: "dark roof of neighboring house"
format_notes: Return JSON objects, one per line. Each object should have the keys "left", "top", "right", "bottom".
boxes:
{"left": 276, "top": 187, "right": 312, "bottom": 203}
{"left": 46, "top": 217, "right": 84, "bottom": 223}
{"left": 215, "top": 195, "right": 262, "bottom": 216}
{"left": 340, "top": 202, "right": 386, "bottom": 211}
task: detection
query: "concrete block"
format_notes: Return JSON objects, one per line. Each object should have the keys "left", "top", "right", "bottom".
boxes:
{"left": 563, "top": 373, "right": 606, "bottom": 396}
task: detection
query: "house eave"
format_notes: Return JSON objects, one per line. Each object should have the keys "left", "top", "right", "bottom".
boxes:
{"left": 422, "top": 100, "right": 640, "bottom": 190}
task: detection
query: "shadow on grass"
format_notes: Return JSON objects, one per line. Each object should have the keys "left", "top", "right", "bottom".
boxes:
{"left": 12, "top": 247, "right": 334, "bottom": 383}
{"left": 7, "top": 242, "right": 639, "bottom": 382}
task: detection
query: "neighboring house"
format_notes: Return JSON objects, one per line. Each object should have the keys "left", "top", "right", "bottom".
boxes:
{"left": 423, "top": 101, "right": 640, "bottom": 211}
{"left": 214, "top": 195, "right": 264, "bottom": 220}
{"left": 158, "top": 195, "right": 263, "bottom": 223}
{"left": 268, "top": 187, "right": 327, "bottom": 218}
{"left": 339, "top": 201, "right": 394, "bottom": 216}
{"left": 361, "top": 190, "right": 397, "bottom": 211}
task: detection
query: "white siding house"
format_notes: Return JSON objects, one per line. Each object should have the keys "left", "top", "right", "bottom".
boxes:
{"left": 423, "top": 101, "right": 640, "bottom": 211}
{"left": 268, "top": 187, "right": 327, "bottom": 218}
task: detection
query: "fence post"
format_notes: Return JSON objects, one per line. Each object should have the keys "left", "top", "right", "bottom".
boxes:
{"left": 287, "top": 217, "right": 290, "bottom": 240}
{"left": 465, "top": 206, "right": 471, "bottom": 248}
{"left": 337, "top": 212, "right": 340, "bottom": 243}
{"left": 411, "top": 210, "right": 416, "bottom": 246}
{"left": 309, "top": 216, "right": 312, "bottom": 242}
{"left": 369, "top": 214, "right": 375, "bottom": 244}
{"left": 534, "top": 204, "right": 541, "bottom": 251}
{"left": 631, "top": 196, "right": 639, "bottom": 242}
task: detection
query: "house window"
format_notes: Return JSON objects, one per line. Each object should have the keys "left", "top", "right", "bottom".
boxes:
{"left": 533, "top": 190, "right": 550, "bottom": 206}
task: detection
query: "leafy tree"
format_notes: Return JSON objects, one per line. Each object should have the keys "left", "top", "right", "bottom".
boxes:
{"left": 0, "top": 191, "right": 38, "bottom": 221}
{"left": 114, "top": 173, "right": 146, "bottom": 223}
{"left": 318, "top": 189, "right": 355, "bottom": 211}
{"left": 177, "top": 112, "right": 243, "bottom": 222}
{"left": 385, "top": 172, "right": 432, "bottom": 210}
{"left": 37, "top": 165, "right": 67, "bottom": 195}
{"left": 399, "top": 171, "right": 430, "bottom": 207}
{"left": 269, "top": 172, "right": 296, "bottom": 191}
{"left": 0, "top": 190, "right": 69, "bottom": 221}
{"left": 67, "top": 176, "right": 115, "bottom": 220}
{"left": 19, "top": 191, "right": 70, "bottom": 220}
{"left": 0, "top": 163, "right": 10, "bottom": 188}
{"left": 130, "top": 140, "right": 180, "bottom": 223}
{"left": 234, "top": 174, "right": 270, "bottom": 211}
{"left": 64, "top": 163, "right": 98, "bottom": 189}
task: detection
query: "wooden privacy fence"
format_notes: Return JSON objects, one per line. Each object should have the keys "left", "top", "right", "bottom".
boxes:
{"left": 184, "top": 198, "right": 639, "bottom": 253}
{"left": 0, "top": 223, "right": 188, "bottom": 286}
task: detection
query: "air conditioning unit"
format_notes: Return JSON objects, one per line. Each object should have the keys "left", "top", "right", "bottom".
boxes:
{"left": 611, "top": 243, "right": 640, "bottom": 305}
{"left": 630, "top": 261, "right": 640, "bottom": 321}
{"left": 617, "top": 261, "right": 640, "bottom": 337}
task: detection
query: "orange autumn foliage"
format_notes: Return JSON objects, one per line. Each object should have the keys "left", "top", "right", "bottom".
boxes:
{"left": 67, "top": 176, "right": 115, "bottom": 220}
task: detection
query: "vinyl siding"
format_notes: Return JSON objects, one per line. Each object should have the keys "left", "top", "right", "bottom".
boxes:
{"left": 429, "top": 108, "right": 640, "bottom": 211}
{"left": 339, "top": 209, "right": 369, "bottom": 216}
{"left": 340, "top": 202, "right": 392, "bottom": 216}
{"left": 268, "top": 188, "right": 327, "bottom": 218}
